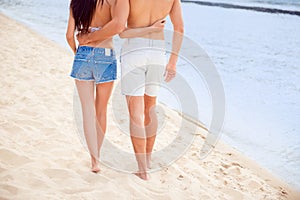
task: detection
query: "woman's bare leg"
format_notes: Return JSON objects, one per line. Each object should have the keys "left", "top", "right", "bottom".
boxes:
{"left": 95, "top": 81, "right": 114, "bottom": 158}
{"left": 75, "top": 80, "right": 100, "bottom": 173}
{"left": 144, "top": 94, "right": 158, "bottom": 169}
{"left": 126, "top": 96, "right": 148, "bottom": 180}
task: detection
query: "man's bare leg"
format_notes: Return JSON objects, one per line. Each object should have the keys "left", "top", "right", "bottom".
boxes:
{"left": 95, "top": 81, "right": 114, "bottom": 164}
{"left": 144, "top": 94, "right": 158, "bottom": 168}
{"left": 126, "top": 96, "right": 149, "bottom": 180}
{"left": 75, "top": 80, "right": 100, "bottom": 173}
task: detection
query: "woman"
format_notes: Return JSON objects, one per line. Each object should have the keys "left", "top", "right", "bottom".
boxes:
{"left": 66, "top": 0, "right": 128, "bottom": 173}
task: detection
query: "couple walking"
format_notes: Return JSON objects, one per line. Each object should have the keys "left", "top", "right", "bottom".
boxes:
{"left": 66, "top": 0, "right": 184, "bottom": 180}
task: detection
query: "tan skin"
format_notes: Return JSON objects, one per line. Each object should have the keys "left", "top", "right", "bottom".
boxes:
{"left": 77, "top": 0, "right": 184, "bottom": 180}
{"left": 66, "top": 0, "right": 129, "bottom": 173}
{"left": 124, "top": 0, "right": 184, "bottom": 180}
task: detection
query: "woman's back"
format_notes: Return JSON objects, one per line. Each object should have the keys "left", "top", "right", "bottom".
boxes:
{"left": 89, "top": 0, "right": 114, "bottom": 47}
{"left": 70, "top": 0, "right": 115, "bottom": 48}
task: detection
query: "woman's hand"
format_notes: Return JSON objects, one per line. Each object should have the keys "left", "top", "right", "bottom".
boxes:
{"left": 151, "top": 19, "right": 166, "bottom": 30}
{"left": 77, "top": 32, "right": 90, "bottom": 46}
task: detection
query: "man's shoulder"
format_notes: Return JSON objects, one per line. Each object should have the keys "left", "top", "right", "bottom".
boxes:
{"left": 107, "top": 0, "right": 129, "bottom": 6}
{"left": 105, "top": 0, "right": 113, "bottom": 6}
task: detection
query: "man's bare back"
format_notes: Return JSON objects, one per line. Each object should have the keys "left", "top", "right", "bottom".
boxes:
{"left": 124, "top": 0, "right": 183, "bottom": 40}
{"left": 127, "top": 0, "right": 174, "bottom": 28}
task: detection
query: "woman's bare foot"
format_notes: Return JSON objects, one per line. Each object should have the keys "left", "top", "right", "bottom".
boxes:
{"left": 91, "top": 165, "right": 100, "bottom": 173}
{"left": 91, "top": 156, "right": 100, "bottom": 173}
{"left": 133, "top": 171, "right": 149, "bottom": 180}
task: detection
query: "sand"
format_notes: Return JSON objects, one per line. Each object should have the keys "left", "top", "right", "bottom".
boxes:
{"left": 0, "top": 13, "right": 299, "bottom": 200}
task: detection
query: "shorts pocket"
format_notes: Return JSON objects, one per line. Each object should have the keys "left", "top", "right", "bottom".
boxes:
{"left": 121, "top": 51, "right": 146, "bottom": 68}
{"left": 71, "top": 60, "right": 93, "bottom": 80}
{"left": 94, "top": 54, "right": 116, "bottom": 63}
{"left": 74, "top": 52, "right": 90, "bottom": 61}
{"left": 95, "top": 60, "right": 117, "bottom": 82}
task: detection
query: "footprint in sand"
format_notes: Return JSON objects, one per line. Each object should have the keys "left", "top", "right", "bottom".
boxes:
{"left": 14, "top": 119, "right": 45, "bottom": 129}
{"left": 0, "top": 148, "right": 31, "bottom": 166}
{"left": 247, "top": 179, "right": 263, "bottom": 190}
{"left": 17, "top": 108, "right": 40, "bottom": 118}
{"left": 43, "top": 168, "right": 77, "bottom": 181}
{"left": 62, "top": 187, "right": 95, "bottom": 195}
{"left": 0, "top": 183, "right": 19, "bottom": 196}
{"left": 1, "top": 124, "right": 24, "bottom": 136}
{"left": 1, "top": 175, "right": 13, "bottom": 182}
{"left": 220, "top": 162, "right": 242, "bottom": 175}
{"left": 80, "top": 173, "right": 111, "bottom": 185}
{"left": 222, "top": 187, "right": 244, "bottom": 200}
{"left": 227, "top": 166, "right": 241, "bottom": 175}
{"left": 26, "top": 177, "right": 49, "bottom": 189}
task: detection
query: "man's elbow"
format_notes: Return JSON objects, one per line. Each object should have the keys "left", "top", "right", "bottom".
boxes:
{"left": 117, "top": 23, "right": 126, "bottom": 34}
{"left": 174, "top": 24, "right": 184, "bottom": 34}
{"left": 179, "top": 26, "right": 184, "bottom": 34}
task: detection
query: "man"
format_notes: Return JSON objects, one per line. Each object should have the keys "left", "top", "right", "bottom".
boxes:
{"left": 78, "top": 0, "right": 184, "bottom": 180}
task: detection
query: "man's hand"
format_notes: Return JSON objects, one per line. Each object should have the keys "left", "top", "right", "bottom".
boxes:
{"left": 164, "top": 63, "right": 176, "bottom": 82}
{"left": 76, "top": 33, "right": 90, "bottom": 46}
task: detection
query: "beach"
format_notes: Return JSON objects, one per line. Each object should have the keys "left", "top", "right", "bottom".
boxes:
{"left": 1, "top": 13, "right": 300, "bottom": 200}
{"left": 1, "top": 0, "right": 299, "bottom": 188}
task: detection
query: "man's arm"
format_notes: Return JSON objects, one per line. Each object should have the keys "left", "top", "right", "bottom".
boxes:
{"left": 77, "top": 0, "right": 129, "bottom": 45}
{"left": 119, "top": 19, "right": 166, "bottom": 39}
{"left": 165, "top": 0, "right": 184, "bottom": 82}
{"left": 66, "top": 8, "right": 76, "bottom": 54}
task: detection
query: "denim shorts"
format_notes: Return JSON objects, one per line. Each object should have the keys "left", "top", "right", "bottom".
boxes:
{"left": 70, "top": 46, "right": 117, "bottom": 84}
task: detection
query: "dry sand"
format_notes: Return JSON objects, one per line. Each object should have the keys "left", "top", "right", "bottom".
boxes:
{"left": 0, "top": 13, "right": 299, "bottom": 200}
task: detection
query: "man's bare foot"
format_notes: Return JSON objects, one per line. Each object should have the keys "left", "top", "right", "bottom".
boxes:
{"left": 146, "top": 156, "right": 152, "bottom": 169}
{"left": 133, "top": 172, "right": 149, "bottom": 180}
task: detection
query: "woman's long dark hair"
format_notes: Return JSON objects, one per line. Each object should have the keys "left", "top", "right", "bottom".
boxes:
{"left": 70, "top": 0, "right": 104, "bottom": 33}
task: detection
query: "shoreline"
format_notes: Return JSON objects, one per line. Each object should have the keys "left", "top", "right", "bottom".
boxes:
{"left": 1, "top": 13, "right": 300, "bottom": 199}
{"left": 181, "top": 0, "right": 300, "bottom": 16}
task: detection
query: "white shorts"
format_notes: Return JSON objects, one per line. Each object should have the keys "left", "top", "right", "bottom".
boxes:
{"left": 120, "top": 38, "right": 166, "bottom": 97}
